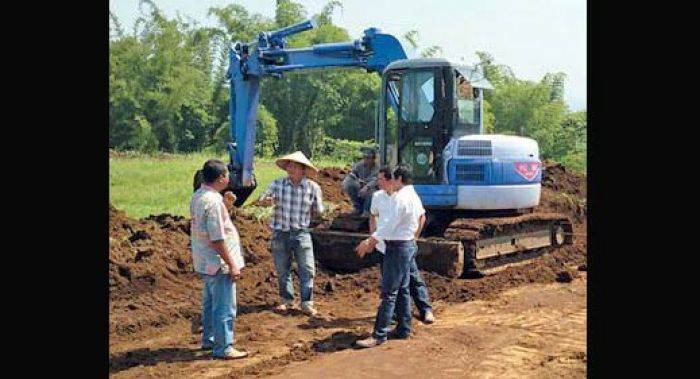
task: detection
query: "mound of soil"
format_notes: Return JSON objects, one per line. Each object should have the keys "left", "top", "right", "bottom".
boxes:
{"left": 109, "top": 205, "right": 199, "bottom": 336}
{"left": 542, "top": 161, "right": 586, "bottom": 198}
{"left": 316, "top": 167, "right": 352, "bottom": 206}
{"left": 538, "top": 161, "right": 587, "bottom": 221}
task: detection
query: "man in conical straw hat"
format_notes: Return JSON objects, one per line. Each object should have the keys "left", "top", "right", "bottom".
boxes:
{"left": 257, "top": 151, "right": 324, "bottom": 317}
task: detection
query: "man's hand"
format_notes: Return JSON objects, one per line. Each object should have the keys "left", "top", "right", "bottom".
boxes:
{"left": 229, "top": 265, "right": 241, "bottom": 280}
{"left": 356, "top": 242, "right": 368, "bottom": 258}
{"left": 257, "top": 196, "right": 275, "bottom": 207}
{"left": 355, "top": 237, "right": 376, "bottom": 258}
{"left": 223, "top": 191, "right": 237, "bottom": 208}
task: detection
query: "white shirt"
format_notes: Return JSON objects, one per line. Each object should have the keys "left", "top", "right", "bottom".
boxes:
{"left": 370, "top": 190, "right": 393, "bottom": 253}
{"left": 371, "top": 185, "right": 425, "bottom": 246}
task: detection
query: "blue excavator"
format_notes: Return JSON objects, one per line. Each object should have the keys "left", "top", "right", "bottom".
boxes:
{"left": 197, "top": 19, "right": 573, "bottom": 277}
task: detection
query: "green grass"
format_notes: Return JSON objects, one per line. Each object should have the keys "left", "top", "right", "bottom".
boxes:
{"left": 109, "top": 151, "right": 348, "bottom": 219}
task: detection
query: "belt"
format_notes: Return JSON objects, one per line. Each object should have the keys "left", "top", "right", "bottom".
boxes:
{"left": 384, "top": 239, "right": 414, "bottom": 246}
{"left": 274, "top": 228, "right": 311, "bottom": 234}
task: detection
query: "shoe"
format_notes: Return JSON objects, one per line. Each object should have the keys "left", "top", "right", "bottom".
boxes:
{"left": 423, "top": 310, "right": 436, "bottom": 324}
{"left": 201, "top": 337, "right": 214, "bottom": 350}
{"left": 355, "top": 336, "right": 385, "bottom": 349}
{"left": 214, "top": 348, "right": 248, "bottom": 360}
{"left": 301, "top": 302, "right": 318, "bottom": 317}
{"left": 388, "top": 330, "right": 411, "bottom": 340}
{"left": 274, "top": 301, "right": 293, "bottom": 313}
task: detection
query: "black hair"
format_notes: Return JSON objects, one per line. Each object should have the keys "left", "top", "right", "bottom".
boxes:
{"left": 202, "top": 159, "right": 228, "bottom": 183}
{"left": 378, "top": 166, "right": 393, "bottom": 180}
{"left": 392, "top": 165, "right": 413, "bottom": 184}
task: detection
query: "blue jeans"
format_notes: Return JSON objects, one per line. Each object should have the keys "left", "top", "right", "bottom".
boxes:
{"left": 373, "top": 240, "right": 413, "bottom": 341}
{"left": 371, "top": 242, "right": 433, "bottom": 316}
{"left": 271, "top": 230, "right": 316, "bottom": 304}
{"left": 200, "top": 272, "right": 237, "bottom": 357}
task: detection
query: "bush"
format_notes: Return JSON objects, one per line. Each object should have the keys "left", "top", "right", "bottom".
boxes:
{"left": 316, "top": 137, "right": 372, "bottom": 162}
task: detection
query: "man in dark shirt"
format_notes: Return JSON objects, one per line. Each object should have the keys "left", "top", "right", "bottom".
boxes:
{"left": 342, "top": 147, "right": 379, "bottom": 215}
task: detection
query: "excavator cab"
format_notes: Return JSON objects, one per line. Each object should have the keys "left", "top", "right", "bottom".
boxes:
{"left": 377, "top": 59, "right": 487, "bottom": 184}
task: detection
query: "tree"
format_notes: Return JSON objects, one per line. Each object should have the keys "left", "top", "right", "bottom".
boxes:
{"left": 275, "top": 0, "right": 306, "bottom": 27}
{"left": 421, "top": 45, "right": 443, "bottom": 58}
{"left": 526, "top": 101, "right": 569, "bottom": 160}
{"left": 110, "top": 0, "right": 218, "bottom": 152}
{"left": 254, "top": 105, "right": 279, "bottom": 156}
{"left": 475, "top": 51, "right": 515, "bottom": 90}
{"left": 482, "top": 99, "right": 496, "bottom": 133}
{"left": 402, "top": 29, "right": 443, "bottom": 58}
{"left": 542, "top": 72, "right": 567, "bottom": 103}
{"left": 403, "top": 30, "right": 419, "bottom": 49}
{"left": 559, "top": 110, "right": 587, "bottom": 172}
{"left": 316, "top": 1, "right": 342, "bottom": 26}
{"left": 175, "top": 101, "right": 213, "bottom": 152}
{"left": 490, "top": 79, "right": 550, "bottom": 135}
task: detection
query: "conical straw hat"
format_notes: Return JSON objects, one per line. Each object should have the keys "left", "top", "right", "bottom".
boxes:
{"left": 275, "top": 151, "right": 318, "bottom": 175}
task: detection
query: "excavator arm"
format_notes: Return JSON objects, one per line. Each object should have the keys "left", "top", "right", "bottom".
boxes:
{"left": 223, "top": 19, "right": 406, "bottom": 205}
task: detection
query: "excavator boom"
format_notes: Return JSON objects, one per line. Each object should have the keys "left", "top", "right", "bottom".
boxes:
{"left": 223, "top": 19, "right": 406, "bottom": 205}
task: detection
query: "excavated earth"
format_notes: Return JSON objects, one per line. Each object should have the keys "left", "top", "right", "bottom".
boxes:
{"left": 109, "top": 163, "right": 587, "bottom": 377}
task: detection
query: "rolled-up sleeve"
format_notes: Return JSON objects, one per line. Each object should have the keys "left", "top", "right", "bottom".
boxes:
{"left": 415, "top": 200, "right": 426, "bottom": 217}
{"left": 370, "top": 192, "right": 381, "bottom": 216}
{"left": 312, "top": 183, "right": 324, "bottom": 214}
{"left": 205, "top": 203, "right": 226, "bottom": 242}
{"left": 260, "top": 180, "right": 277, "bottom": 200}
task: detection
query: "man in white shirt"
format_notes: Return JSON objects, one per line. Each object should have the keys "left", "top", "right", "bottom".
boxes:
{"left": 354, "top": 166, "right": 425, "bottom": 348}
{"left": 365, "top": 166, "right": 436, "bottom": 324}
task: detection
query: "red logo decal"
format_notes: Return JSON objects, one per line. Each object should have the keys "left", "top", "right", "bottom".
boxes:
{"left": 514, "top": 162, "right": 540, "bottom": 181}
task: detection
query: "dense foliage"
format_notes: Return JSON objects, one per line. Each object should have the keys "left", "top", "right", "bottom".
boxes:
{"left": 110, "top": 0, "right": 586, "bottom": 172}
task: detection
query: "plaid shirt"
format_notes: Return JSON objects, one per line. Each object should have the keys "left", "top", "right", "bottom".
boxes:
{"left": 261, "top": 176, "right": 324, "bottom": 231}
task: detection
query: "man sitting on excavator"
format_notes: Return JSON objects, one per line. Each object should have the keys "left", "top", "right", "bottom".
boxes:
{"left": 342, "top": 147, "right": 379, "bottom": 215}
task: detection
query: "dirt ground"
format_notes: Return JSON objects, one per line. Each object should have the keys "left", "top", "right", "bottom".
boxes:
{"left": 109, "top": 162, "right": 587, "bottom": 378}
{"left": 267, "top": 275, "right": 587, "bottom": 379}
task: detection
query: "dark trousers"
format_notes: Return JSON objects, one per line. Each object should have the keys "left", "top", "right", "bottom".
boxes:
{"left": 373, "top": 240, "right": 413, "bottom": 341}
{"left": 369, "top": 242, "right": 434, "bottom": 316}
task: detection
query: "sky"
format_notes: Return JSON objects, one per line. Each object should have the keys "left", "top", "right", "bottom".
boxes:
{"left": 110, "top": 0, "right": 586, "bottom": 111}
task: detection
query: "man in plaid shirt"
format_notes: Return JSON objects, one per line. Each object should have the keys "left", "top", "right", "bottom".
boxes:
{"left": 258, "top": 151, "right": 324, "bottom": 316}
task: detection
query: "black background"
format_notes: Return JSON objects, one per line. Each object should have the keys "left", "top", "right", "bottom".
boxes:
{"left": 11, "top": 0, "right": 684, "bottom": 376}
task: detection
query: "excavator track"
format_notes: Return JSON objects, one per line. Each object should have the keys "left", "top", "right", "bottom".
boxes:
{"left": 311, "top": 212, "right": 573, "bottom": 278}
